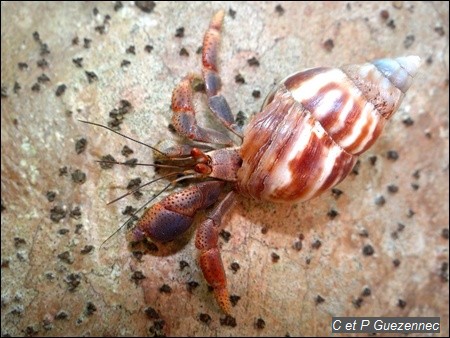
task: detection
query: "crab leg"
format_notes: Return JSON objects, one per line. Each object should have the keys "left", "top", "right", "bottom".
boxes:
{"left": 171, "top": 74, "right": 233, "bottom": 145}
{"left": 195, "top": 191, "right": 236, "bottom": 313}
{"left": 202, "top": 10, "right": 241, "bottom": 137}
{"left": 131, "top": 181, "right": 224, "bottom": 243}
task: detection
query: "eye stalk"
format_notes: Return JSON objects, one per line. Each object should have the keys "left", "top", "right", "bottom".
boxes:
{"left": 191, "top": 148, "right": 213, "bottom": 175}
{"left": 195, "top": 163, "right": 212, "bottom": 175}
{"left": 191, "top": 147, "right": 210, "bottom": 163}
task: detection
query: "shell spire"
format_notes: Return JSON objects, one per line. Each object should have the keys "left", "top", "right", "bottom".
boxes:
{"left": 341, "top": 55, "right": 421, "bottom": 120}
{"left": 372, "top": 55, "right": 421, "bottom": 93}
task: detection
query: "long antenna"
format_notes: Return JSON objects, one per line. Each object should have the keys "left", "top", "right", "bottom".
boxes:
{"left": 106, "top": 172, "right": 181, "bottom": 205}
{"left": 79, "top": 119, "right": 168, "bottom": 157}
{"left": 95, "top": 159, "right": 186, "bottom": 170}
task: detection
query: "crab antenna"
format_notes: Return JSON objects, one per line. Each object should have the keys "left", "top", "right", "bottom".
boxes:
{"left": 107, "top": 172, "right": 181, "bottom": 205}
{"left": 95, "top": 159, "right": 186, "bottom": 170}
{"left": 79, "top": 119, "right": 168, "bottom": 157}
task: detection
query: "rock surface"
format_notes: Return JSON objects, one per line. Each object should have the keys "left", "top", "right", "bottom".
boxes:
{"left": 1, "top": 2, "right": 448, "bottom": 336}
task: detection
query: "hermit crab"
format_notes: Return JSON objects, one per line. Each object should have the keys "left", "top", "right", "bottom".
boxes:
{"left": 83, "top": 10, "right": 420, "bottom": 314}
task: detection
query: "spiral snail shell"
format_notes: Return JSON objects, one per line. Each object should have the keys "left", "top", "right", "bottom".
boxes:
{"left": 237, "top": 56, "right": 421, "bottom": 202}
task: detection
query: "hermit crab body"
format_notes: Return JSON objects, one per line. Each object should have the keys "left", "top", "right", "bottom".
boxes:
{"left": 90, "top": 11, "right": 420, "bottom": 313}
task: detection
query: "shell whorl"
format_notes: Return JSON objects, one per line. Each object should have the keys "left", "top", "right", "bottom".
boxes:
{"left": 237, "top": 56, "right": 420, "bottom": 202}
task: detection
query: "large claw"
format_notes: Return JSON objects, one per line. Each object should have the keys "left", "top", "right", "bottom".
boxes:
{"left": 132, "top": 181, "right": 224, "bottom": 243}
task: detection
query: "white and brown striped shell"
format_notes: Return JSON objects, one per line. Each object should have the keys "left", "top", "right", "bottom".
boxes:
{"left": 237, "top": 56, "right": 421, "bottom": 202}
